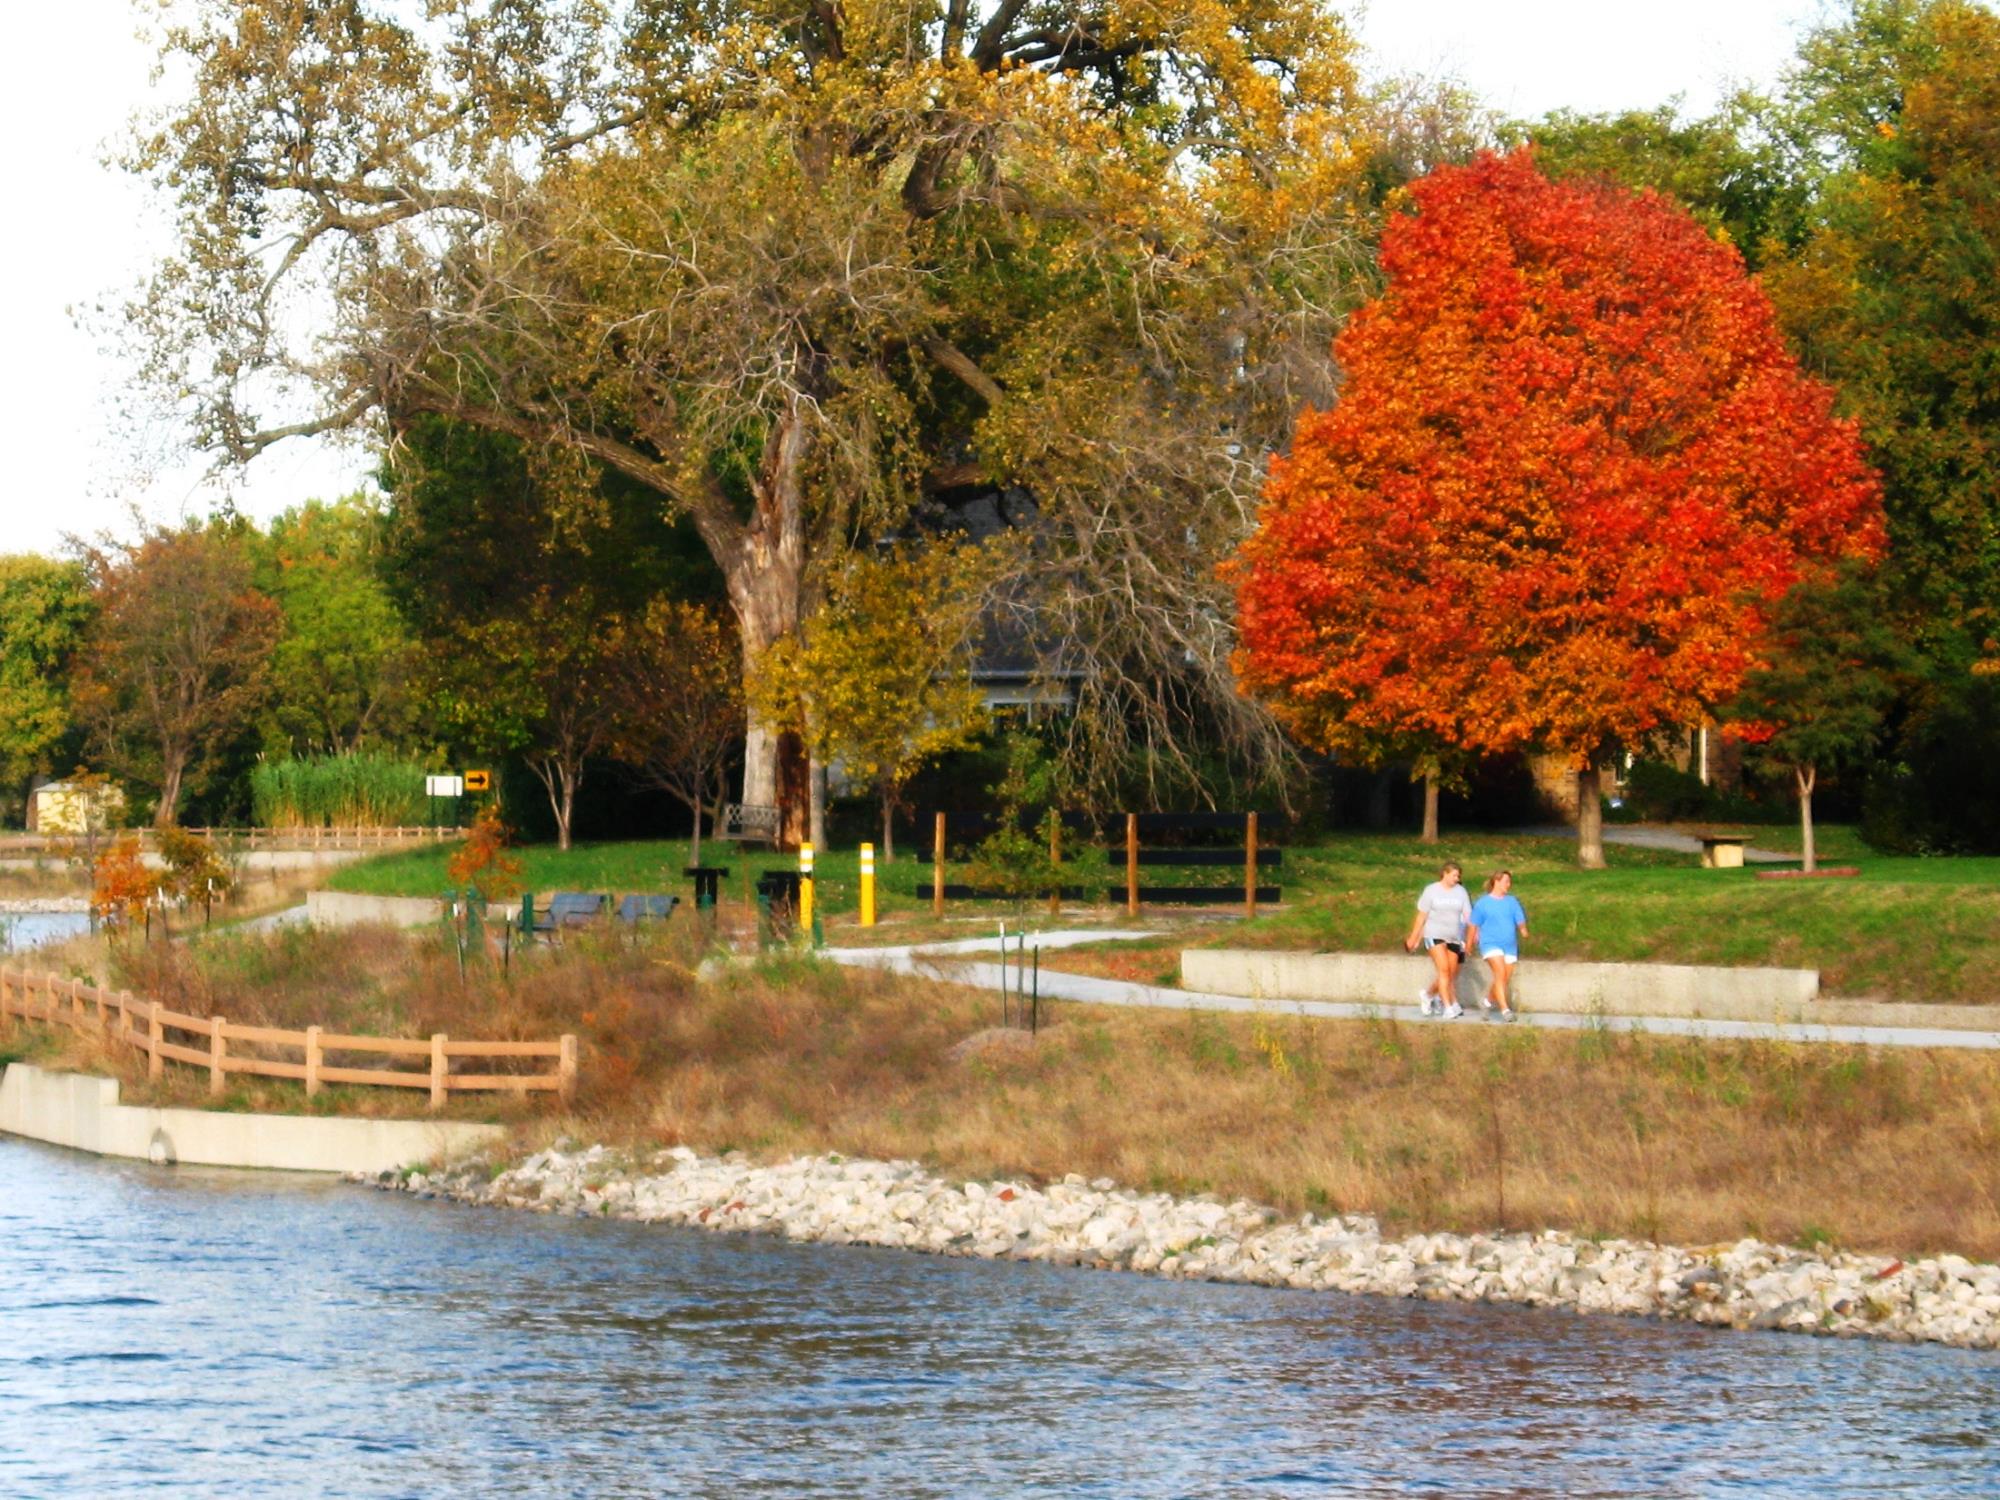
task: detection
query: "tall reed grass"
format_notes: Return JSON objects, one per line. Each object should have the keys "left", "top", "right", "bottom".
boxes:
{"left": 249, "top": 753, "right": 432, "bottom": 828}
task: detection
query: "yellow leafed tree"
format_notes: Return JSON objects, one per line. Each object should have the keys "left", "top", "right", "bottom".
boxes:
{"left": 753, "top": 549, "right": 991, "bottom": 859}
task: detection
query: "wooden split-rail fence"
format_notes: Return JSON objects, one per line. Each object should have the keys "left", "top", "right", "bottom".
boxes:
{"left": 918, "top": 810, "right": 1283, "bottom": 918}
{"left": 0, "top": 967, "right": 576, "bottom": 1111}
{"left": 0, "top": 826, "right": 464, "bottom": 856}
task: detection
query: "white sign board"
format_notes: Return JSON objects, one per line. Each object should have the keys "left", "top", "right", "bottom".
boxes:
{"left": 425, "top": 775, "right": 465, "bottom": 798}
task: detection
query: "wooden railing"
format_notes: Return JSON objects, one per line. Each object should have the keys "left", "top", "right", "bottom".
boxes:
{"left": 0, "top": 967, "right": 575, "bottom": 1111}
{"left": 0, "top": 826, "right": 464, "bottom": 855}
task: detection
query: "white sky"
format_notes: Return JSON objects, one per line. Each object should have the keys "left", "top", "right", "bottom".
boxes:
{"left": 1, "top": 0, "right": 1828, "bottom": 560}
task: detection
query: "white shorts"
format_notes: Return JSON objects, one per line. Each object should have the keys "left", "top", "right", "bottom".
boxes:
{"left": 1483, "top": 950, "right": 1519, "bottom": 965}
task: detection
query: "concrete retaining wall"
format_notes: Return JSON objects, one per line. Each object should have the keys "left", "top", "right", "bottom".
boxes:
{"left": 0, "top": 1064, "right": 503, "bottom": 1173}
{"left": 1182, "top": 949, "right": 1821, "bottom": 1023}
{"left": 306, "top": 889, "right": 447, "bottom": 928}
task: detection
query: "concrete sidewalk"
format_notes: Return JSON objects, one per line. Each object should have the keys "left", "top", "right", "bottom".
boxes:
{"left": 823, "top": 933, "right": 2000, "bottom": 1053}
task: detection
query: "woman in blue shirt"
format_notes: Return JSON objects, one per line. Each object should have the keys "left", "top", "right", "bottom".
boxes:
{"left": 1468, "top": 870, "right": 1528, "bottom": 1022}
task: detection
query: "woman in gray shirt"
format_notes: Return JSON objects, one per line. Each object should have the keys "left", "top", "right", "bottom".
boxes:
{"left": 1403, "top": 860, "right": 1471, "bottom": 1019}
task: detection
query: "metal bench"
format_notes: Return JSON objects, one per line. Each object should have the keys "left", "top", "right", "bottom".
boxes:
{"left": 718, "top": 803, "right": 781, "bottom": 845}
{"left": 547, "top": 891, "right": 609, "bottom": 927}
{"left": 615, "top": 893, "right": 679, "bottom": 923}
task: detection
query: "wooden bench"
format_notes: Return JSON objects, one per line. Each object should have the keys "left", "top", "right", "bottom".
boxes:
{"left": 1697, "top": 832, "right": 1752, "bottom": 869}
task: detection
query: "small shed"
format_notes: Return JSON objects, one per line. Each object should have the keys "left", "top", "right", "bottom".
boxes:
{"left": 28, "top": 780, "right": 127, "bottom": 835}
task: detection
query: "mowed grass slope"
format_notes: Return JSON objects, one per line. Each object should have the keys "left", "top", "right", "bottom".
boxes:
{"left": 327, "top": 824, "right": 1997, "bottom": 1002}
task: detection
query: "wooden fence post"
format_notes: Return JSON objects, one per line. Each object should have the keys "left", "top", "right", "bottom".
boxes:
{"left": 932, "top": 813, "right": 946, "bottom": 919}
{"left": 1245, "top": 811, "right": 1259, "bottom": 920}
{"left": 305, "top": 1025, "right": 322, "bottom": 1098}
{"left": 558, "top": 1034, "right": 578, "bottom": 1107}
{"left": 1126, "top": 814, "right": 1140, "bottom": 917}
{"left": 209, "top": 1015, "right": 228, "bottom": 1098}
{"left": 429, "top": 1034, "right": 448, "bottom": 1112}
{"left": 148, "top": 1002, "right": 164, "bottom": 1081}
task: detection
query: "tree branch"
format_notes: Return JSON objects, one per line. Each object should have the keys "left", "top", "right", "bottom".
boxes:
{"left": 920, "top": 336, "right": 1005, "bottom": 405}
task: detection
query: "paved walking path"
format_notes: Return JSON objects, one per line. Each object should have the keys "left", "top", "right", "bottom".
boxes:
{"left": 823, "top": 933, "right": 2000, "bottom": 1052}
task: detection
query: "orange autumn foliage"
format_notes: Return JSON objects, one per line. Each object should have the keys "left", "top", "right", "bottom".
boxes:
{"left": 1232, "top": 150, "right": 1885, "bottom": 766}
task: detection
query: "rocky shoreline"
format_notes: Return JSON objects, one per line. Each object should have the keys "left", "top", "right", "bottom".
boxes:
{"left": 369, "top": 1144, "right": 2000, "bottom": 1351}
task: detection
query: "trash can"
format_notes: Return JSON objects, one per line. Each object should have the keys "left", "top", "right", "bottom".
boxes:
{"left": 687, "top": 866, "right": 730, "bottom": 912}
{"left": 755, "top": 870, "right": 801, "bottom": 939}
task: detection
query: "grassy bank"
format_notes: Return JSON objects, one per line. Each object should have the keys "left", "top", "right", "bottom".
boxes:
{"left": 326, "top": 825, "right": 1999, "bottom": 1001}
{"left": 12, "top": 922, "right": 2000, "bottom": 1259}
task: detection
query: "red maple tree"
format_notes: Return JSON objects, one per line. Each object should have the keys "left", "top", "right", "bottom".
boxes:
{"left": 1232, "top": 150, "right": 1885, "bottom": 865}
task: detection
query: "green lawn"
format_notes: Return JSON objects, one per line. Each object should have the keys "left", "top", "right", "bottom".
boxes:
{"left": 325, "top": 824, "right": 1998, "bottom": 1002}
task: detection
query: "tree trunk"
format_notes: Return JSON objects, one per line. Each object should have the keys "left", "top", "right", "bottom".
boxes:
{"left": 1574, "top": 764, "right": 1607, "bottom": 870}
{"left": 529, "top": 757, "right": 581, "bottom": 851}
{"left": 155, "top": 751, "right": 187, "bottom": 827}
{"left": 1797, "top": 764, "right": 1817, "bottom": 874}
{"left": 809, "top": 755, "right": 828, "bottom": 850}
{"left": 709, "top": 403, "right": 812, "bottom": 850}
{"left": 881, "top": 793, "right": 895, "bottom": 863}
{"left": 688, "top": 796, "right": 703, "bottom": 868}
{"left": 1420, "top": 771, "right": 1440, "bottom": 844}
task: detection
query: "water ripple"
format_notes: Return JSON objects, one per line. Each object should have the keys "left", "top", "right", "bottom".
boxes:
{"left": 2, "top": 1135, "right": 1997, "bottom": 1496}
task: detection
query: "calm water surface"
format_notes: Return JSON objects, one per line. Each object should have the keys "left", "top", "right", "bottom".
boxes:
{"left": 1, "top": 1136, "right": 1996, "bottom": 1497}
{"left": 0, "top": 911, "right": 92, "bottom": 952}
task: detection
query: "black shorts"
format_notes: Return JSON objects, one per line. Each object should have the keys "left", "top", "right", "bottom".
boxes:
{"left": 1424, "top": 939, "right": 1465, "bottom": 959}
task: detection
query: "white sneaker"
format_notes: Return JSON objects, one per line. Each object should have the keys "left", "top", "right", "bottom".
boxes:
{"left": 1441, "top": 1001, "right": 1464, "bottom": 1020}
{"left": 1417, "top": 988, "right": 1436, "bottom": 1016}
{"left": 1478, "top": 994, "right": 1497, "bottom": 1014}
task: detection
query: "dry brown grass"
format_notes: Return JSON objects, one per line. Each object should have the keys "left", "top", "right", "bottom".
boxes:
{"left": 624, "top": 960, "right": 2000, "bottom": 1258}
{"left": 10, "top": 919, "right": 2000, "bottom": 1257}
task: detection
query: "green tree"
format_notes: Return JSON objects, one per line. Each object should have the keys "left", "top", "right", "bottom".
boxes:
{"left": 1762, "top": 0, "right": 2000, "bottom": 846}
{"left": 1727, "top": 566, "right": 1909, "bottom": 871}
{"left": 424, "top": 588, "right": 625, "bottom": 853}
{"left": 129, "top": 0, "right": 1386, "bottom": 839}
{"left": 607, "top": 601, "right": 745, "bottom": 867}
{"left": 255, "top": 496, "right": 418, "bottom": 755}
{"left": 72, "top": 525, "right": 281, "bottom": 826}
{"left": 378, "top": 416, "right": 725, "bottom": 849}
{"left": 0, "top": 555, "right": 92, "bottom": 820}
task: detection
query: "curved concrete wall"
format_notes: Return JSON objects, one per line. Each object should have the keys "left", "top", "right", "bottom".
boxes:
{"left": 0, "top": 1064, "right": 503, "bottom": 1173}
{"left": 1181, "top": 949, "right": 1820, "bottom": 1023}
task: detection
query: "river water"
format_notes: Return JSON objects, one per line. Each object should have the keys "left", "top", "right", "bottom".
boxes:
{"left": 0, "top": 911, "right": 92, "bottom": 953}
{"left": 0, "top": 1137, "right": 1996, "bottom": 1497}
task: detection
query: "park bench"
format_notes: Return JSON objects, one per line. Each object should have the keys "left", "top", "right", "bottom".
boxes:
{"left": 1697, "top": 831, "right": 1752, "bottom": 869}
{"left": 549, "top": 891, "right": 608, "bottom": 927}
{"left": 718, "top": 803, "right": 780, "bottom": 845}
{"left": 615, "top": 893, "right": 679, "bottom": 923}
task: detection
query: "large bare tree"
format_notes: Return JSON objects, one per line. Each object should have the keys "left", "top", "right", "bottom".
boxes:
{"left": 131, "top": 0, "right": 1384, "bottom": 836}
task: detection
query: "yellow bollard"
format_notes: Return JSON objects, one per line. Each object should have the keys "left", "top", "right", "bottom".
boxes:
{"left": 799, "top": 841, "right": 815, "bottom": 934}
{"left": 859, "top": 842, "right": 876, "bottom": 927}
